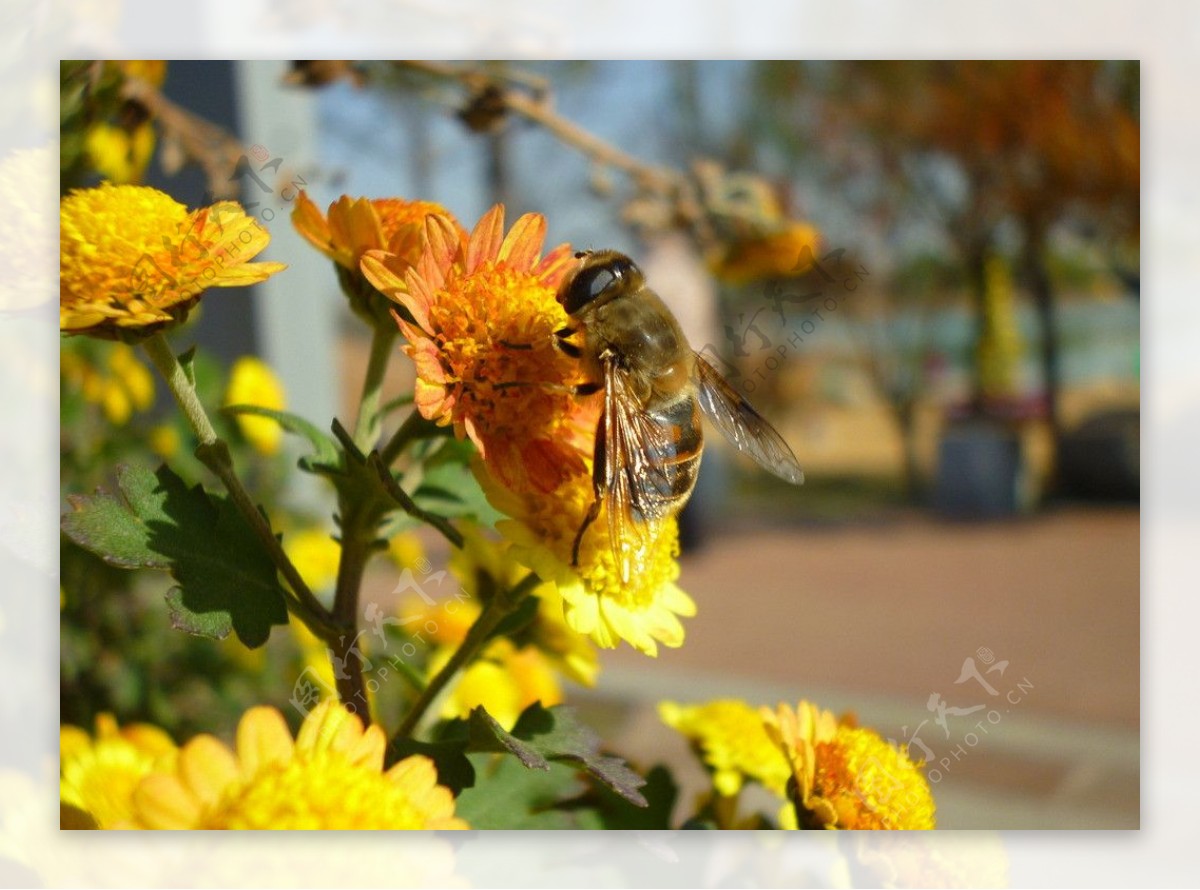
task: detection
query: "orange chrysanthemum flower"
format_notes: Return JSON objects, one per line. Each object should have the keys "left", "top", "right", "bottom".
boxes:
{"left": 291, "top": 191, "right": 465, "bottom": 325}
{"left": 363, "top": 205, "right": 696, "bottom": 656}
{"left": 762, "top": 701, "right": 936, "bottom": 830}
{"left": 60, "top": 183, "right": 285, "bottom": 340}
{"left": 360, "top": 204, "right": 585, "bottom": 494}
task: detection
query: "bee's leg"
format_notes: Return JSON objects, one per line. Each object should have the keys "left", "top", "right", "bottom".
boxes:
{"left": 493, "top": 380, "right": 600, "bottom": 395}
{"left": 571, "top": 497, "right": 602, "bottom": 567}
{"left": 571, "top": 412, "right": 607, "bottom": 567}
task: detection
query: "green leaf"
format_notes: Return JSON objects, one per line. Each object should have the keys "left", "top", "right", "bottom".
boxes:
{"left": 178, "top": 346, "right": 198, "bottom": 388}
{"left": 380, "top": 393, "right": 415, "bottom": 416}
{"left": 487, "top": 593, "right": 541, "bottom": 642}
{"left": 404, "top": 439, "right": 503, "bottom": 526}
{"left": 61, "top": 464, "right": 289, "bottom": 647}
{"left": 224, "top": 405, "right": 340, "bottom": 468}
{"left": 467, "top": 704, "right": 649, "bottom": 807}
{"left": 455, "top": 753, "right": 588, "bottom": 829}
{"left": 390, "top": 728, "right": 477, "bottom": 795}
{"left": 575, "top": 764, "right": 679, "bottom": 829}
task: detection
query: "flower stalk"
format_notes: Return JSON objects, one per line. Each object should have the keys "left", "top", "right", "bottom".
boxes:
{"left": 141, "top": 331, "right": 338, "bottom": 642}
{"left": 392, "top": 571, "right": 542, "bottom": 742}
{"left": 353, "top": 325, "right": 396, "bottom": 452}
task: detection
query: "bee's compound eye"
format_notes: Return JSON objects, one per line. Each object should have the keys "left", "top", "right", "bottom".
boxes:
{"left": 562, "top": 264, "right": 619, "bottom": 313}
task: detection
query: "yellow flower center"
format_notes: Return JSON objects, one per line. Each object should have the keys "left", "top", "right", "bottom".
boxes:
{"left": 811, "top": 725, "right": 936, "bottom": 830}
{"left": 201, "top": 752, "right": 434, "bottom": 830}
{"left": 430, "top": 265, "right": 580, "bottom": 439}
{"left": 60, "top": 184, "right": 191, "bottom": 312}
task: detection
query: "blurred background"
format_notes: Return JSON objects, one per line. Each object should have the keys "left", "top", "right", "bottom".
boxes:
{"left": 60, "top": 60, "right": 1139, "bottom": 828}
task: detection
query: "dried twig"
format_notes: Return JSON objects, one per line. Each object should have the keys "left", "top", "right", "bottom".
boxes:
{"left": 393, "top": 60, "right": 713, "bottom": 244}
{"left": 121, "top": 76, "right": 249, "bottom": 200}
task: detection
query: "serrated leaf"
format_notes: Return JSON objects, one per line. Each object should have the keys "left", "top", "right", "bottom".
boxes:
{"left": 454, "top": 753, "right": 588, "bottom": 829}
{"left": 578, "top": 764, "right": 679, "bottom": 829}
{"left": 61, "top": 464, "right": 289, "bottom": 647}
{"left": 466, "top": 704, "right": 649, "bottom": 807}
{"left": 224, "top": 405, "right": 339, "bottom": 467}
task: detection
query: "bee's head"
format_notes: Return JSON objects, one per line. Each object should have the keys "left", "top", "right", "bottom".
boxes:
{"left": 558, "top": 249, "right": 644, "bottom": 316}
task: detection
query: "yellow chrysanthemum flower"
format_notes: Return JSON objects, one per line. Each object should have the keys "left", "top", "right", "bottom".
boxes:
{"left": 225, "top": 355, "right": 286, "bottom": 455}
{"left": 658, "top": 699, "right": 792, "bottom": 799}
{"left": 85, "top": 120, "right": 156, "bottom": 184}
{"left": 60, "top": 714, "right": 178, "bottom": 829}
{"left": 60, "top": 183, "right": 286, "bottom": 339}
{"left": 282, "top": 527, "right": 341, "bottom": 592}
{"left": 431, "top": 637, "right": 563, "bottom": 731}
{"left": 291, "top": 190, "right": 465, "bottom": 325}
{"left": 480, "top": 465, "right": 695, "bottom": 657}
{"left": 126, "top": 700, "right": 467, "bottom": 829}
{"left": 707, "top": 221, "right": 823, "bottom": 285}
{"left": 61, "top": 341, "right": 155, "bottom": 425}
{"left": 762, "top": 701, "right": 936, "bottom": 830}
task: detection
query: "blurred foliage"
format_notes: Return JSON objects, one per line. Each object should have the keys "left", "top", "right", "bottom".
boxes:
{"left": 60, "top": 335, "right": 315, "bottom": 737}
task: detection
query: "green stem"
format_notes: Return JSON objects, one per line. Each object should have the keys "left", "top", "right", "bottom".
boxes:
{"left": 329, "top": 509, "right": 374, "bottom": 714}
{"left": 379, "top": 409, "right": 433, "bottom": 466}
{"left": 370, "top": 453, "right": 465, "bottom": 549}
{"left": 353, "top": 326, "right": 396, "bottom": 452}
{"left": 391, "top": 572, "right": 541, "bottom": 742}
{"left": 141, "top": 332, "right": 338, "bottom": 642}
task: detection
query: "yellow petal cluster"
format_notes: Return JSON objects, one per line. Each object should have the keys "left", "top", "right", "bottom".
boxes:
{"left": 60, "top": 183, "right": 285, "bottom": 339}
{"left": 60, "top": 714, "right": 178, "bottom": 829}
{"left": 658, "top": 699, "right": 791, "bottom": 799}
{"left": 60, "top": 342, "right": 155, "bottom": 425}
{"left": 661, "top": 697, "right": 936, "bottom": 830}
{"left": 126, "top": 700, "right": 467, "bottom": 829}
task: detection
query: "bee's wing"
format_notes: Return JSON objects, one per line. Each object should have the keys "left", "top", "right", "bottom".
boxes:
{"left": 693, "top": 353, "right": 805, "bottom": 484}
{"left": 600, "top": 356, "right": 677, "bottom": 582}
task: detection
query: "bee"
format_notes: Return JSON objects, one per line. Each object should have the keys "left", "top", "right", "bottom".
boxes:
{"left": 555, "top": 249, "right": 804, "bottom": 581}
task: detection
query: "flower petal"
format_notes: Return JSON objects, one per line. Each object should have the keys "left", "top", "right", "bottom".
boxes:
{"left": 178, "top": 735, "right": 240, "bottom": 809}
{"left": 132, "top": 773, "right": 203, "bottom": 829}
{"left": 290, "top": 190, "right": 334, "bottom": 257}
{"left": 466, "top": 204, "right": 505, "bottom": 273}
{"left": 235, "top": 705, "right": 295, "bottom": 781}
{"left": 497, "top": 213, "right": 546, "bottom": 270}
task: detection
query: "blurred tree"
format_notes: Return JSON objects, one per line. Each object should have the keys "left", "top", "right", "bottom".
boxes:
{"left": 750, "top": 61, "right": 1139, "bottom": 471}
